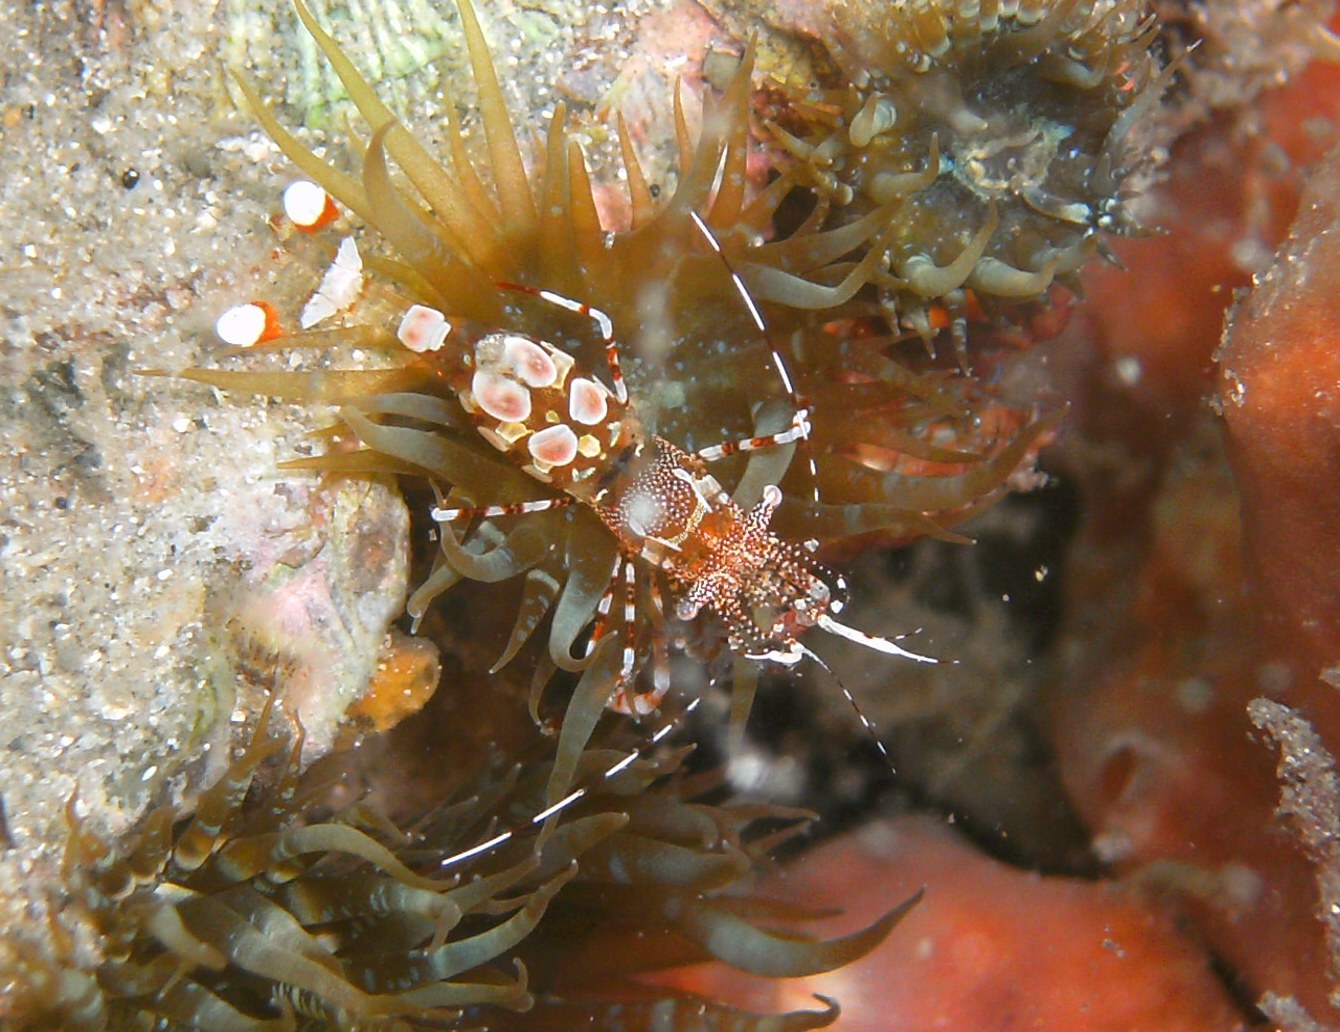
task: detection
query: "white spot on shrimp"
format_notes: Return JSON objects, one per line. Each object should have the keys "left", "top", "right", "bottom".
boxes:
{"left": 397, "top": 305, "right": 451, "bottom": 353}
{"left": 528, "top": 424, "right": 579, "bottom": 466}
{"left": 501, "top": 335, "right": 559, "bottom": 388}
{"left": 624, "top": 489, "right": 664, "bottom": 537}
{"left": 473, "top": 371, "right": 531, "bottom": 422}
{"left": 569, "top": 376, "right": 609, "bottom": 425}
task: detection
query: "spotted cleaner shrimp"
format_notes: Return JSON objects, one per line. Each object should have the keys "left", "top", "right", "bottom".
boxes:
{"left": 403, "top": 211, "right": 935, "bottom": 735}
{"left": 384, "top": 211, "right": 942, "bottom": 866}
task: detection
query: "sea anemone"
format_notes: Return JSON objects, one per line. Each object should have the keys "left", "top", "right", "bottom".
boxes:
{"left": 184, "top": 0, "right": 1053, "bottom": 801}
{"left": 13, "top": 700, "right": 914, "bottom": 1030}
{"left": 763, "top": 0, "right": 1168, "bottom": 347}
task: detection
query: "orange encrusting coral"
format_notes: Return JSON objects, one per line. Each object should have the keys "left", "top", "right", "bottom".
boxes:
{"left": 1217, "top": 141, "right": 1340, "bottom": 741}
{"left": 1042, "top": 30, "right": 1340, "bottom": 1021}
{"left": 1074, "top": 31, "right": 1340, "bottom": 435}
{"left": 1214, "top": 138, "right": 1340, "bottom": 1014}
{"left": 655, "top": 817, "right": 1245, "bottom": 1031}
{"left": 348, "top": 630, "right": 441, "bottom": 731}
{"left": 1047, "top": 434, "right": 1336, "bottom": 1017}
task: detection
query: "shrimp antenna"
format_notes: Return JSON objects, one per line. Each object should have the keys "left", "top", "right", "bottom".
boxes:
{"left": 436, "top": 697, "right": 702, "bottom": 871}
{"left": 796, "top": 641, "right": 898, "bottom": 772}
{"left": 815, "top": 613, "right": 938, "bottom": 664}
{"left": 688, "top": 209, "right": 820, "bottom": 502}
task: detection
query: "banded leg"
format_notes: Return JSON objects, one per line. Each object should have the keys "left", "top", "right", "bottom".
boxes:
{"left": 583, "top": 555, "right": 624, "bottom": 659}
{"left": 591, "top": 568, "right": 670, "bottom": 717}
{"left": 645, "top": 576, "right": 673, "bottom": 713}
{"left": 688, "top": 210, "right": 820, "bottom": 500}
{"left": 695, "top": 408, "right": 812, "bottom": 462}
{"left": 430, "top": 497, "right": 574, "bottom": 522}
{"left": 495, "top": 281, "right": 626, "bottom": 403}
{"left": 608, "top": 558, "right": 653, "bottom": 716}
